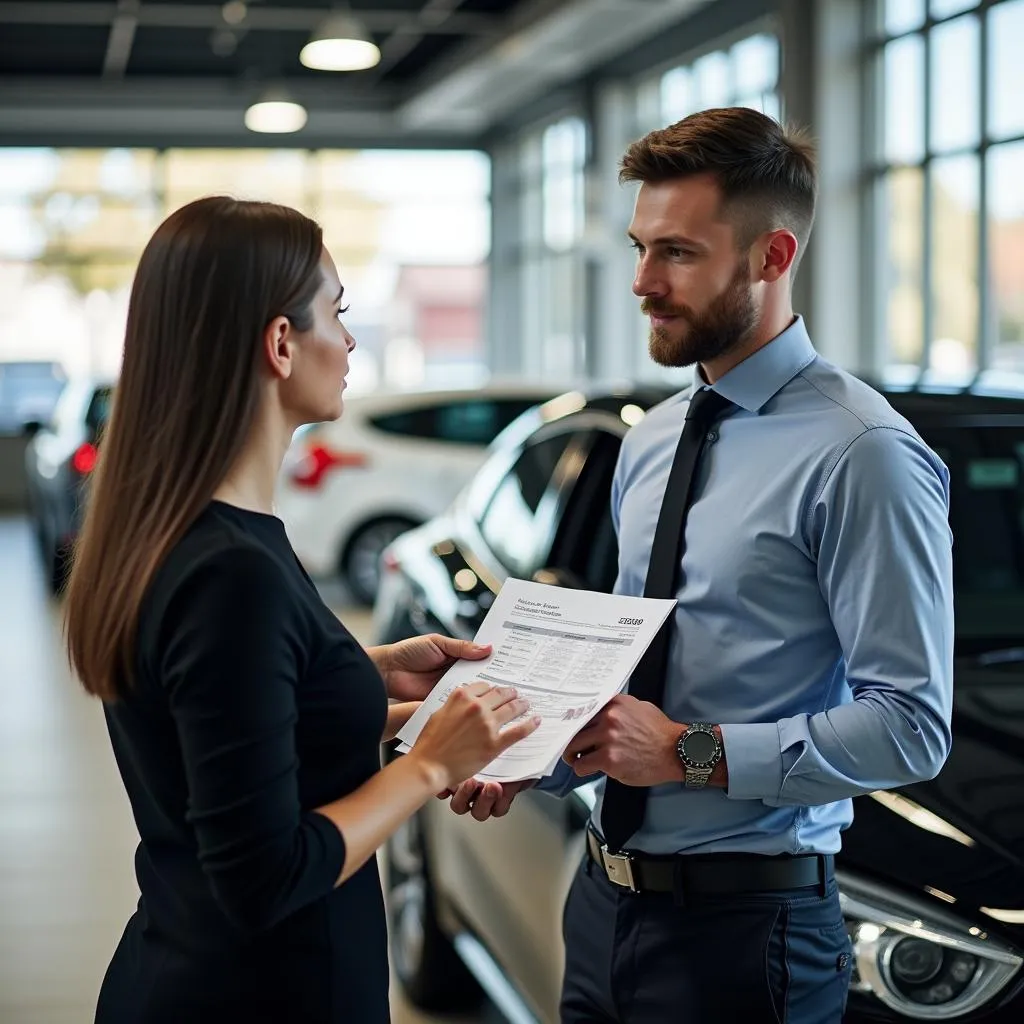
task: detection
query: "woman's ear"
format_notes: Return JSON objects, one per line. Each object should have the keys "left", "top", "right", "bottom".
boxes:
{"left": 262, "top": 315, "right": 294, "bottom": 381}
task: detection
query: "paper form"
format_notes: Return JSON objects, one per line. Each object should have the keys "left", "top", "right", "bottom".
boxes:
{"left": 396, "top": 578, "right": 676, "bottom": 782}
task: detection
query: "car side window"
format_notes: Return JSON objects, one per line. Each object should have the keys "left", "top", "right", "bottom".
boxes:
{"left": 368, "top": 407, "right": 434, "bottom": 440}
{"left": 549, "top": 430, "right": 623, "bottom": 592}
{"left": 478, "top": 432, "right": 575, "bottom": 577}
{"left": 920, "top": 423, "right": 1024, "bottom": 643}
{"left": 371, "top": 398, "right": 546, "bottom": 446}
{"left": 85, "top": 387, "right": 113, "bottom": 434}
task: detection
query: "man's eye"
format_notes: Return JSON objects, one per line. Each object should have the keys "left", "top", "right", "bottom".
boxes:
{"left": 630, "top": 241, "right": 645, "bottom": 255}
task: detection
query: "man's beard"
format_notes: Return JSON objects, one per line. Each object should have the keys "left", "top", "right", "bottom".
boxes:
{"left": 642, "top": 260, "right": 758, "bottom": 369}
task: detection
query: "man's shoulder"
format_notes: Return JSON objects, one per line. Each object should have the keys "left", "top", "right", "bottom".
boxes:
{"left": 795, "top": 357, "right": 920, "bottom": 439}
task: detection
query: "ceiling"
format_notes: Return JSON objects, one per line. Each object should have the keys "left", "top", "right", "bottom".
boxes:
{"left": 0, "top": 0, "right": 713, "bottom": 147}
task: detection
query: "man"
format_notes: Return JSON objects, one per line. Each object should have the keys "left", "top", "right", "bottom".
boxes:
{"left": 448, "top": 107, "right": 954, "bottom": 1023}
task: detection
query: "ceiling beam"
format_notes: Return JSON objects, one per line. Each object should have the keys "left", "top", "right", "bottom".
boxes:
{"left": 0, "top": 76, "right": 478, "bottom": 148}
{"left": 0, "top": 2, "right": 502, "bottom": 34}
{"left": 368, "top": 0, "right": 469, "bottom": 81}
{"left": 102, "top": 0, "right": 139, "bottom": 78}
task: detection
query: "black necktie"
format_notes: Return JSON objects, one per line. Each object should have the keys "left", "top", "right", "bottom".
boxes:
{"left": 600, "top": 386, "right": 733, "bottom": 852}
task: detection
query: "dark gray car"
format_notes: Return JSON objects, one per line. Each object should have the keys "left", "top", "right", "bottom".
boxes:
{"left": 23, "top": 378, "right": 113, "bottom": 592}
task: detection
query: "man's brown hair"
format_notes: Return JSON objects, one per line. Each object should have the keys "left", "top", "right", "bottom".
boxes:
{"left": 620, "top": 106, "right": 817, "bottom": 275}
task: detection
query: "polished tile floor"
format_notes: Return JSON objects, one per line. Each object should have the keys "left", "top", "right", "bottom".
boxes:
{"left": 0, "top": 515, "right": 484, "bottom": 1024}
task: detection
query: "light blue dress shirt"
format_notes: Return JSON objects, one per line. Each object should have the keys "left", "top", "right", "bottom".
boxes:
{"left": 542, "top": 316, "right": 954, "bottom": 857}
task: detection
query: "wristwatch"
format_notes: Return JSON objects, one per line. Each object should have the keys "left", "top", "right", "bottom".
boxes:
{"left": 676, "top": 722, "right": 722, "bottom": 788}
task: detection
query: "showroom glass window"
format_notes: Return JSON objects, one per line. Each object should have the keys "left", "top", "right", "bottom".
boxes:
{"left": 871, "top": 0, "right": 1024, "bottom": 381}
{"left": 0, "top": 147, "right": 491, "bottom": 393}
{"left": 517, "top": 116, "right": 588, "bottom": 382}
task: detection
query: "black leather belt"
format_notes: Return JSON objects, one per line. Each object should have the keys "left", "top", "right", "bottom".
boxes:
{"left": 586, "top": 825, "right": 832, "bottom": 897}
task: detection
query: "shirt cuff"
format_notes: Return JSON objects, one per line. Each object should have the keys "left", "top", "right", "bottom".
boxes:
{"left": 719, "top": 722, "right": 783, "bottom": 803}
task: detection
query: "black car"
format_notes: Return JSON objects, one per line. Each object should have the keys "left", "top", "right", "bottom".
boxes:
{"left": 23, "top": 378, "right": 114, "bottom": 592}
{"left": 374, "top": 383, "right": 1024, "bottom": 1024}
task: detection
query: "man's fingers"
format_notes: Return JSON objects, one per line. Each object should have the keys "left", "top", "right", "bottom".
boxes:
{"left": 571, "top": 751, "right": 605, "bottom": 777}
{"left": 450, "top": 779, "right": 482, "bottom": 815}
{"left": 471, "top": 783, "right": 502, "bottom": 822}
{"left": 563, "top": 728, "right": 599, "bottom": 760}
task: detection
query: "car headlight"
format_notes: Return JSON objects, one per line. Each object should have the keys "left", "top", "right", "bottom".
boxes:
{"left": 839, "top": 870, "right": 1023, "bottom": 1019}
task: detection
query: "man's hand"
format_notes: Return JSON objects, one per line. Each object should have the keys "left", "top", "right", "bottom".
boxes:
{"left": 442, "top": 778, "right": 538, "bottom": 821}
{"left": 562, "top": 694, "right": 684, "bottom": 787}
{"left": 371, "top": 634, "right": 491, "bottom": 703}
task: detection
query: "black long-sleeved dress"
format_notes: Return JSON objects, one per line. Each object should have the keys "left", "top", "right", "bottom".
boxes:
{"left": 95, "top": 500, "right": 390, "bottom": 1023}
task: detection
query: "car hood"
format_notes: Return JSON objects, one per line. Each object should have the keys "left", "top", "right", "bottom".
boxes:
{"left": 841, "top": 655, "right": 1024, "bottom": 945}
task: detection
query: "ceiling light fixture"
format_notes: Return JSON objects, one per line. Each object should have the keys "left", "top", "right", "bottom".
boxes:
{"left": 300, "top": 13, "right": 381, "bottom": 71}
{"left": 244, "top": 89, "right": 308, "bottom": 134}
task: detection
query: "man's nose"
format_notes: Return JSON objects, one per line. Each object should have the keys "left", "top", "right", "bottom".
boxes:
{"left": 633, "top": 257, "right": 665, "bottom": 298}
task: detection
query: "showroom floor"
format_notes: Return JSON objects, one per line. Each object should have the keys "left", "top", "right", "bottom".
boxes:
{"left": 0, "top": 514, "right": 483, "bottom": 1024}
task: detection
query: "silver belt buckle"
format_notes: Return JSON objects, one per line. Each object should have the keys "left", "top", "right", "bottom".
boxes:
{"left": 600, "top": 844, "right": 637, "bottom": 892}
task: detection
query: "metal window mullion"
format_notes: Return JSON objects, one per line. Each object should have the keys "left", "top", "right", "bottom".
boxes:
{"left": 921, "top": 25, "right": 934, "bottom": 377}
{"left": 976, "top": 3, "right": 992, "bottom": 373}
{"left": 864, "top": 1, "right": 885, "bottom": 375}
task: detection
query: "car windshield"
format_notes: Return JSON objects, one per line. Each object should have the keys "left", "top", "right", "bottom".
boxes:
{"left": 928, "top": 424, "right": 1024, "bottom": 652}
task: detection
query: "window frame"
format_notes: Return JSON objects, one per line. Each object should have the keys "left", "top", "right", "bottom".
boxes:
{"left": 867, "top": 0, "right": 1024, "bottom": 382}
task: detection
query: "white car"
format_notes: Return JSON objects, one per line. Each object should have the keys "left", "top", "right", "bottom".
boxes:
{"left": 275, "top": 384, "right": 560, "bottom": 604}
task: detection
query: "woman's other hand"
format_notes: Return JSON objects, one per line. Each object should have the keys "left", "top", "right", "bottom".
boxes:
{"left": 374, "top": 634, "right": 491, "bottom": 702}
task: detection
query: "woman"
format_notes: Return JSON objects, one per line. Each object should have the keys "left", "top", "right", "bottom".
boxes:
{"left": 64, "top": 195, "right": 539, "bottom": 1023}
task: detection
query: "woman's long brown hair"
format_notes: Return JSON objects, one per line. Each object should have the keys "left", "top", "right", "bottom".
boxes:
{"left": 65, "top": 195, "right": 324, "bottom": 701}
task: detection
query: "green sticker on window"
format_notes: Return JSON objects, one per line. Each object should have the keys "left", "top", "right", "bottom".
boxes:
{"left": 967, "top": 460, "right": 1019, "bottom": 489}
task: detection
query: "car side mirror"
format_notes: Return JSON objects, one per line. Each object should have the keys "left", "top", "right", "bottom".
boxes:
{"left": 531, "top": 566, "right": 587, "bottom": 590}
{"left": 20, "top": 419, "right": 46, "bottom": 439}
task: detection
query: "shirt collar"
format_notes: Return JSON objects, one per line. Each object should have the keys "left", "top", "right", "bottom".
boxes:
{"left": 691, "top": 315, "right": 817, "bottom": 413}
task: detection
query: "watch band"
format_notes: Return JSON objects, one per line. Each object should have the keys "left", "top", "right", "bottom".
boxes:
{"left": 684, "top": 766, "right": 713, "bottom": 788}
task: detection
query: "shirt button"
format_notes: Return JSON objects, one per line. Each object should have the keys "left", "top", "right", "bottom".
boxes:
{"left": 706, "top": 430, "right": 718, "bottom": 443}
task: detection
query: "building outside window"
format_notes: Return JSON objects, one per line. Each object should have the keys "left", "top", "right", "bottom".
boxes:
{"left": 515, "top": 115, "right": 588, "bottom": 382}
{"left": 871, "top": 0, "right": 1024, "bottom": 382}
{"left": 0, "top": 147, "right": 491, "bottom": 401}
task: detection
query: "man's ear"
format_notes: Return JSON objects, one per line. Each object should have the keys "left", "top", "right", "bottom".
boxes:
{"left": 262, "top": 315, "right": 294, "bottom": 381}
{"left": 758, "top": 229, "right": 799, "bottom": 283}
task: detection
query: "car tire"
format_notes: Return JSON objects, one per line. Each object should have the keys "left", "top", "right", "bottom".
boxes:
{"left": 385, "top": 809, "right": 483, "bottom": 1013}
{"left": 341, "top": 516, "right": 418, "bottom": 606}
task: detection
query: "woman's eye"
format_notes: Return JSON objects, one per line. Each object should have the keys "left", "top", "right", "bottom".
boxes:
{"left": 336, "top": 305, "right": 350, "bottom": 321}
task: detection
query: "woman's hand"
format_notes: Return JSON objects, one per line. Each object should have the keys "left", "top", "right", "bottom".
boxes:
{"left": 372, "top": 634, "right": 492, "bottom": 702}
{"left": 408, "top": 682, "right": 541, "bottom": 792}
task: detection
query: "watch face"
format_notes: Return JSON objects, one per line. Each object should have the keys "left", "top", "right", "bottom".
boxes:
{"left": 682, "top": 730, "right": 718, "bottom": 765}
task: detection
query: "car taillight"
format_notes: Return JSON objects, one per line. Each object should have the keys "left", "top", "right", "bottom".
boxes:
{"left": 381, "top": 549, "right": 400, "bottom": 573}
{"left": 289, "top": 443, "right": 367, "bottom": 489}
{"left": 72, "top": 442, "right": 98, "bottom": 475}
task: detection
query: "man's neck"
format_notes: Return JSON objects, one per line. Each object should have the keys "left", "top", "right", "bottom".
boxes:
{"left": 701, "top": 308, "right": 797, "bottom": 384}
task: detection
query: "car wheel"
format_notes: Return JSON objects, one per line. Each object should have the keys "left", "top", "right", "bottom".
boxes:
{"left": 341, "top": 517, "right": 417, "bottom": 606}
{"left": 386, "top": 811, "right": 482, "bottom": 1013}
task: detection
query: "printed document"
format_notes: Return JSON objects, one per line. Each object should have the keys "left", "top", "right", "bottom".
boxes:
{"left": 396, "top": 578, "right": 676, "bottom": 782}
